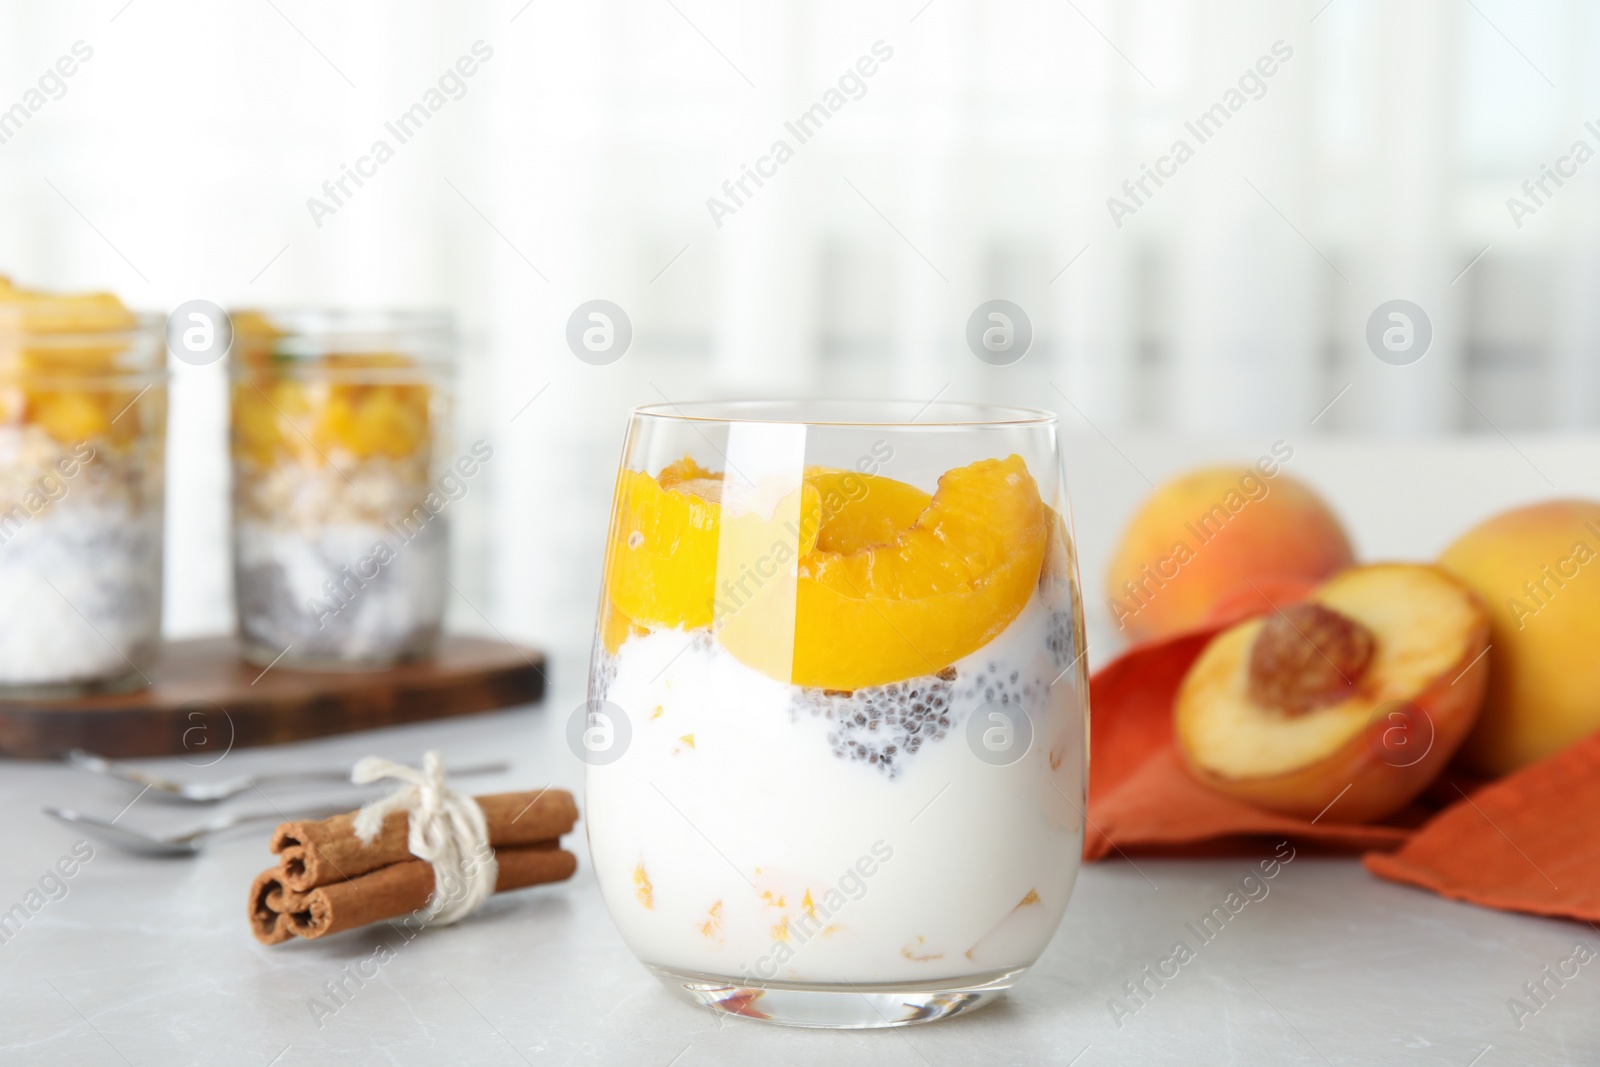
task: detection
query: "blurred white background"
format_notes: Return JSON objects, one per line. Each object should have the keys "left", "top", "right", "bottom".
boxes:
{"left": 0, "top": 0, "right": 1594, "bottom": 657}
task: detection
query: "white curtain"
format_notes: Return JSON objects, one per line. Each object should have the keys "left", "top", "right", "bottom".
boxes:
{"left": 0, "top": 0, "right": 1591, "bottom": 653}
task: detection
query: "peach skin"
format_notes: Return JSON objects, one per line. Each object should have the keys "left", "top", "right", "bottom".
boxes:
{"left": 1106, "top": 462, "right": 1353, "bottom": 644}
{"left": 1440, "top": 500, "right": 1600, "bottom": 777}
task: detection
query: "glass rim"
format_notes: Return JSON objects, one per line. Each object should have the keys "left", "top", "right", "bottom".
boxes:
{"left": 631, "top": 399, "right": 1057, "bottom": 428}
{"left": 229, "top": 307, "right": 455, "bottom": 370}
{"left": 0, "top": 310, "right": 166, "bottom": 344}
{"left": 229, "top": 307, "right": 455, "bottom": 330}
{"left": 0, "top": 370, "right": 170, "bottom": 388}
{"left": 0, "top": 312, "right": 168, "bottom": 377}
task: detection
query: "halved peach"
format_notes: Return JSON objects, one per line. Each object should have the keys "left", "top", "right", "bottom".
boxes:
{"left": 1174, "top": 563, "right": 1489, "bottom": 823}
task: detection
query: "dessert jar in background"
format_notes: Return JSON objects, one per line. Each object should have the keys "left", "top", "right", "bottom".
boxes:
{"left": 229, "top": 310, "right": 454, "bottom": 669}
{"left": 585, "top": 401, "right": 1088, "bottom": 1028}
{"left": 0, "top": 278, "right": 167, "bottom": 696}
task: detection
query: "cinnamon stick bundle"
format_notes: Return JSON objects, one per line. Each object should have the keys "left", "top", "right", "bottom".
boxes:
{"left": 251, "top": 842, "right": 576, "bottom": 942}
{"left": 249, "top": 788, "right": 578, "bottom": 945}
{"left": 271, "top": 790, "right": 578, "bottom": 891}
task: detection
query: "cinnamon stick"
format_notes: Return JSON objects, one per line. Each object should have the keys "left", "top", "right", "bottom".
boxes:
{"left": 251, "top": 841, "right": 575, "bottom": 942}
{"left": 270, "top": 790, "right": 578, "bottom": 892}
{"left": 248, "top": 868, "right": 294, "bottom": 945}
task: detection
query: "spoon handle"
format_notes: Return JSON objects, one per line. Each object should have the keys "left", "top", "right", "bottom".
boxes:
{"left": 64, "top": 750, "right": 177, "bottom": 793}
{"left": 192, "top": 803, "right": 351, "bottom": 838}
{"left": 42, "top": 801, "right": 357, "bottom": 855}
{"left": 246, "top": 759, "right": 511, "bottom": 793}
{"left": 41, "top": 807, "right": 197, "bottom": 857}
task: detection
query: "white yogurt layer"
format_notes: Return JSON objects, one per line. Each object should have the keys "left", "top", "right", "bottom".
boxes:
{"left": 0, "top": 430, "right": 162, "bottom": 690}
{"left": 234, "top": 517, "right": 446, "bottom": 663}
{"left": 587, "top": 593, "right": 1086, "bottom": 985}
{"left": 0, "top": 499, "right": 162, "bottom": 687}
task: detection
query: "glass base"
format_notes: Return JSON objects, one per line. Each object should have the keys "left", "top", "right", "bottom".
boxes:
{"left": 0, "top": 667, "right": 150, "bottom": 702}
{"left": 238, "top": 636, "right": 434, "bottom": 673}
{"left": 647, "top": 964, "right": 1026, "bottom": 1028}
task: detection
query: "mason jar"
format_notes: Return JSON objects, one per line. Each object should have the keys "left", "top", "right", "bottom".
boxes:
{"left": 229, "top": 310, "right": 456, "bottom": 669}
{"left": 0, "top": 278, "right": 166, "bottom": 696}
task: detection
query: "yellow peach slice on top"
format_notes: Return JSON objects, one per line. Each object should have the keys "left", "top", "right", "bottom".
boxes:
{"left": 0, "top": 279, "right": 141, "bottom": 446}
{"left": 1175, "top": 563, "right": 1489, "bottom": 823}
{"left": 804, "top": 467, "right": 932, "bottom": 554}
{"left": 31, "top": 390, "right": 113, "bottom": 444}
{"left": 759, "top": 455, "right": 1049, "bottom": 689}
{"left": 606, "top": 455, "right": 1051, "bottom": 691}
{"left": 605, "top": 466, "right": 822, "bottom": 633}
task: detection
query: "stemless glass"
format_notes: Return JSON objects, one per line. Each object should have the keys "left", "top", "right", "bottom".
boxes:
{"left": 585, "top": 401, "right": 1088, "bottom": 1028}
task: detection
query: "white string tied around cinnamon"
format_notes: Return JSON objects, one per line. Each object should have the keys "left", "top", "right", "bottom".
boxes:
{"left": 350, "top": 752, "right": 497, "bottom": 926}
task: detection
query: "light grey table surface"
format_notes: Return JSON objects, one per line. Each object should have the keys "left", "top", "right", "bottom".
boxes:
{"left": 5, "top": 435, "right": 1600, "bottom": 1065}
{"left": 0, "top": 646, "right": 1595, "bottom": 1067}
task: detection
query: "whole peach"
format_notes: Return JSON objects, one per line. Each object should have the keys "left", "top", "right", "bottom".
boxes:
{"left": 1439, "top": 500, "right": 1600, "bottom": 776}
{"left": 1106, "top": 464, "right": 1353, "bottom": 644}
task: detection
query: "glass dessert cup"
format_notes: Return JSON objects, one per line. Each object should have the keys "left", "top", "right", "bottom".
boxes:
{"left": 0, "top": 279, "right": 166, "bottom": 698}
{"left": 586, "top": 400, "right": 1089, "bottom": 1028}
{"left": 229, "top": 310, "right": 454, "bottom": 670}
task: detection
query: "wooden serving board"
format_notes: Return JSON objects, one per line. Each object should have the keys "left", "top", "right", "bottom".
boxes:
{"left": 0, "top": 636, "right": 546, "bottom": 759}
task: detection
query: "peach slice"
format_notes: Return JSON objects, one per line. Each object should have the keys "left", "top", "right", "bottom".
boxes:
{"left": 608, "top": 455, "right": 1050, "bottom": 690}
{"left": 1174, "top": 563, "right": 1489, "bottom": 823}
{"left": 0, "top": 277, "right": 143, "bottom": 447}
{"left": 723, "top": 455, "right": 1049, "bottom": 689}
{"left": 31, "top": 390, "right": 113, "bottom": 444}
{"left": 229, "top": 313, "right": 435, "bottom": 465}
{"left": 233, "top": 378, "right": 432, "bottom": 464}
{"left": 805, "top": 468, "right": 932, "bottom": 554}
{"left": 605, "top": 467, "right": 823, "bottom": 634}
{"left": 598, "top": 598, "right": 646, "bottom": 656}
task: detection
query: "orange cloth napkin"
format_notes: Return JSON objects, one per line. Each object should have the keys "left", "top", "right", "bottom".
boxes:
{"left": 1084, "top": 628, "right": 1416, "bottom": 861}
{"left": 1364, "top": 730, "right": 1600, "bottom": 923}
{"left": 1086, "top": 626, "right": 1600, "bottom": 925}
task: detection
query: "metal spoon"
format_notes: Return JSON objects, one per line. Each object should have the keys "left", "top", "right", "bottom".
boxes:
{"left": 43, "top": 802, "right": 355, "bottom": 858}
{"left": 65, "top": 749, "right": 511, "bottom": 804}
